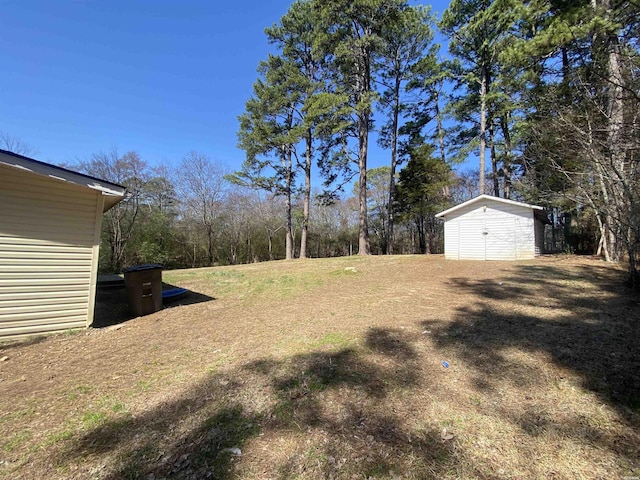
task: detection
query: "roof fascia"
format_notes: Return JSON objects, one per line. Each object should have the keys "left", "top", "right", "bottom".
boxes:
{"left": 435, "top": 194, "right": 543, "bottom": 218}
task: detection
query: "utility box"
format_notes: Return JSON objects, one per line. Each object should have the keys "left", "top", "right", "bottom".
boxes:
{"left": 123, "top": 264, "right": 163, "bottom": 316}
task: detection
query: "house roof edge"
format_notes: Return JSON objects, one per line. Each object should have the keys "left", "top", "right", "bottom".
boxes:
{"left": 0, "top": 148, "right": 126, "bottom": 212}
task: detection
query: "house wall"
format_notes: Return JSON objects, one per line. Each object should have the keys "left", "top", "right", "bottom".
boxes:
{"left": 443, "top": 200, "right": 536, "bottom": 261}
{"left": 0, "top": 164, "right": 103, "bottom": 339}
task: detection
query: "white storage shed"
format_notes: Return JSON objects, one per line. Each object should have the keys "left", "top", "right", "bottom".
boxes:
{"left": 0, "top": 149, "right": 126, "bottom": 339}
{"left": 435, "top": 195, "right": 546, "bottom": 261}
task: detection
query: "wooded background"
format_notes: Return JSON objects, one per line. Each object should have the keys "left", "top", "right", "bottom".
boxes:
{"left": 3, "top": 0, "right": 637, "bottom": 284}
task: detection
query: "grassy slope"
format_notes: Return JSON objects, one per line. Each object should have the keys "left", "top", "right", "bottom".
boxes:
{"left": 0, "top": 255, "right": 639, "bottom": 479}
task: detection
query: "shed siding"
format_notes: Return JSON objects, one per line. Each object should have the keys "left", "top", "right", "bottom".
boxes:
{"left": 457, "top": 205, "right": 486, "bottom": 260}
{"left": 443, "top": 220, "right": 459, "bottom": 259}
{"left": 0, "top": 164, "right": 101, "bottom": 338}
{"left": 443, "top": 200, "right": 536, "bottom": 261}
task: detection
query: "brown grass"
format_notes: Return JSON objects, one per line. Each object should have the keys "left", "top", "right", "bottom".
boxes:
{"left": 0, "top": 255, "right": 639, "bottom": 479}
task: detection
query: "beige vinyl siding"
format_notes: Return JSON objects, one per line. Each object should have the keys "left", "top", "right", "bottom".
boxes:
{"left": 87, "top": 192, "right": 105, "bottom": 332}
{"left": 442, "top": 200, "right": 537, "bottom": 261}
{"left": 0, "top": 164, "right": 102, "bottom": 339}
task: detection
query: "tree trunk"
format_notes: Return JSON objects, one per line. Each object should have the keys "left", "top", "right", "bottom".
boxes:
{"left": 207, "top": 223, "right": 215, "bottom": 266}
{"left": 110, "top": 240, "right": 118, "bottom": 273}
{"left": 425, "top": 218, "right": 432, "bottom": 254}
{"left": 284, "top": 110, "right": 294, "bottom": 260}
{"left": 386, "top": 71, "right": 401, "bottom": 255}
{"left": 489, "top": 122, "right": 499, "bottom": 196}
{"left": 245, "top": 229, "right": 251, "bottom": 264}
{"left": 435, "top": 92, "right": 451, "bottom": 199}
{"left": 358, "top": 111, "right": 370, "bottom": 255}
{"left": 435, "top": 90, "right": 446, "bottom": 164}
{"left": 606, "top": 25, "right": 625, "bottom": 263}
{"left": 355, "top": 37, "right": 371, "bottom": 256}
{"left": 596, "top": 212, "right": 611, "bottom": 262}
{"left": 110, "top": 214, "right": 126, "bottom": 272}
{"left": 285, "top": 167, "right": 293, "bottom": 260}
{"left": 299, "top": 129, "right": 312, "bottom": 259}
{"left": 551, "top": 210, "right": 557, "bottom": 253}
{"left": 627, "top": 232, "right": 638, "bottom": 289}
{"left": 479, "top": 66, "right": 488, "bottom": 196}
{"left": 595, "top": 153, "right": 615, "bottom": 262}
{"left": 192, "top": 243, "right": 196, "bottom": 268}
{"left": 416, "top": 215, "right": 426, "bottom": 254}
{"left": 584, "top": 184, "right": 612, "bottom": 262}
{"left": 500, "top": 113, "right": 512, "bottom": 199}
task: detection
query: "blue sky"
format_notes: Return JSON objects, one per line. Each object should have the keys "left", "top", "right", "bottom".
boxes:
{"left": 2, "top": 1, "right": 452, "bottom": 178}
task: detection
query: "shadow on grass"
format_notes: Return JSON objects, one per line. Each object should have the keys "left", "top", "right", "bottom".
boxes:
{"left": 414, "top": 261, "right": 640, "bottom": 475}
{"left": 431, "top": 263, "right": 640, "bottom": 417}
{"left": 54, "top": 261, "right": 640, "bottom": 478}
{"left": 56, "top": 331, "right": 461, "bottom": 479}
{"left": 92, "top": 282, "right": 214, "bottom": 328}
{"left": 365, "top": 327, "right": 417, "bottom": 360}
{"left": 437, "top": 263, "right": 639, "bottom": 408}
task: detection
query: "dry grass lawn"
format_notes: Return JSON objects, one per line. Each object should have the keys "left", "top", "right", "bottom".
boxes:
{"left": 0, "top": 255, "right": 639, "bottom": 479}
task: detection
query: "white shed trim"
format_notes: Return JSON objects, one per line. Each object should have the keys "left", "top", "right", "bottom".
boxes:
{"left": 435, "top": 194, "right": 542, "bottom": 218}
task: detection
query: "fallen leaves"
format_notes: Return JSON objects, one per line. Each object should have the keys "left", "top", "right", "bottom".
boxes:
{"left": 440, "top": 428, "right": 455, "bottom": 442}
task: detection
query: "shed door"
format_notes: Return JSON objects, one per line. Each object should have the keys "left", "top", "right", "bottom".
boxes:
{"left": 484, "top": 216, "right": 517, "bottom": 261}
{"left": 457, "top": 217, "right": 487, "bottom": 260}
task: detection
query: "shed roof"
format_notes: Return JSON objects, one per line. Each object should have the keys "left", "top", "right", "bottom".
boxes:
{"left": 0, "top": 148, "right": 126, "bottom": 211}
{"left": 435, "top": 194, "right": 543, "bottom": 218}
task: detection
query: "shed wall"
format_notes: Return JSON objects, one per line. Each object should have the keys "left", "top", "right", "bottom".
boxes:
{"left": 443, "top": 219, "right": 460, "bottom": 260}
{"left": 443, "top": 201, "right": 536, "bottom": 260}
{"left": 0, "top": 164, "right": 102, "bottom": 338}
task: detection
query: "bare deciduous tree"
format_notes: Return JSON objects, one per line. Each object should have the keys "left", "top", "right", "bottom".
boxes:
{"left": 178, "top": 151, "right": 229, "bottom": 267}
{"left": 0, "top": 132, "right": 36, "bottom": 156}
{"left": 76, "top": 149, "right": 148, "bottom": 272}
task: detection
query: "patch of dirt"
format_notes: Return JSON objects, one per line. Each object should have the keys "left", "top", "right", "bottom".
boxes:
{"left": 0, "top": 255, "right": 639, "bottom": 479}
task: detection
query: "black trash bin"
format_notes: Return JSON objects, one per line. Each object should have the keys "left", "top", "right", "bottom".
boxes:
{"left": 123, "top": 264, "right": 163, "bottom": 316}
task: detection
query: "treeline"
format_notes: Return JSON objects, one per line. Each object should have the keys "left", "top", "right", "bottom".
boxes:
{"left": 76, "top": 149, "right": 477, "bottom": 273}
{"left": 233, "top": 0, "right": 639, "bottom": 284}
{"left": 48, "top": 0, "right": 639, "bottom": 282}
